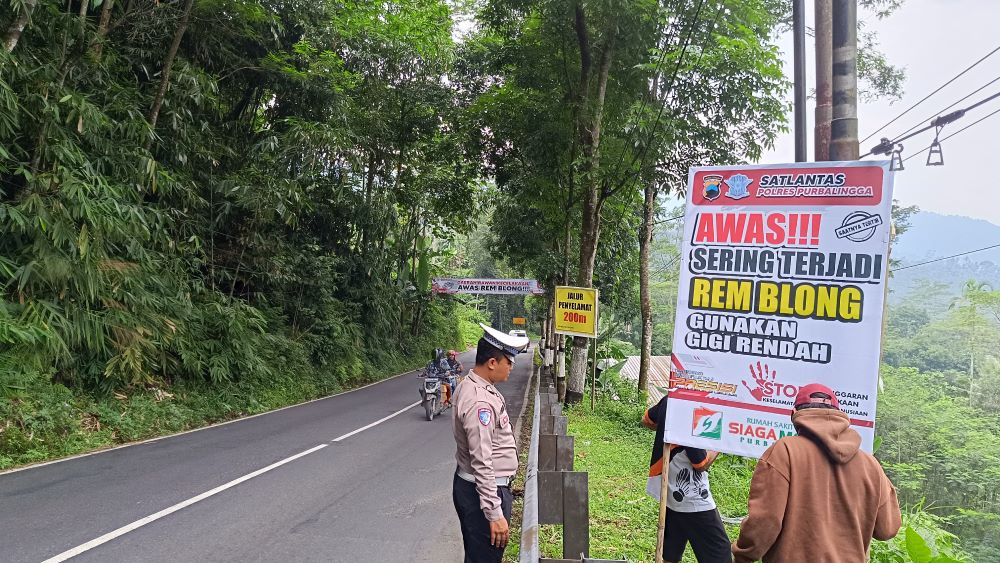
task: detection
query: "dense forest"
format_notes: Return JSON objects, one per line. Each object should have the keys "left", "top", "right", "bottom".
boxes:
{"left": 603, "top": 214, "right": 1000, "bottom": 561}
{"left": 4, "top": 0, "right": 998, "bottom": 560}
{"left": 0, "top": 0, "right": 799, "bottom": 461}
{"left": 0, "top": 0, "right": 496, "bottom": 465}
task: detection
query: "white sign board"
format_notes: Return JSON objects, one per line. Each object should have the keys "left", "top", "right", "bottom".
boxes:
{"left": 664, "top": 161, "right": 894, "bottom": 458}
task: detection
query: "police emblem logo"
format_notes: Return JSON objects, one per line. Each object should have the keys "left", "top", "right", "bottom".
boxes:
{"left": 724, "top": 174, "right": 753, "bottom": 200}
{"left": 478, "top": 408, "right": 492, "bottom": 426}
{"left": 702, "top": 174, "right": 723, "bottom": 201}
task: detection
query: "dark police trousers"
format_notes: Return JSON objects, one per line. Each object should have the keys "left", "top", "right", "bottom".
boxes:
{"left": 453, "top": 473, "right": 513, "bottom": 563}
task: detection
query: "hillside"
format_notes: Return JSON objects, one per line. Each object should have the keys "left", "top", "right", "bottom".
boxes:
{"left": 890, "top": 212, "right": 1000, "bottom": 305}
{"left": 893, "top": 212, "right": 1000, "bottom": 262}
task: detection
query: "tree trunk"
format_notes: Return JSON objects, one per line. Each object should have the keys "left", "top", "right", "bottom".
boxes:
{"left": 545, "top": 294, "right": 555, "bottom": 373}
{"left": 74, "top": 0, "right": 91, "bottom": 134}
{"left": 92, "top": 0, "right": 116, "bottom": 59}
{"left": 638, "top": 181, "right": 656, "bottom": 398}
{"left": 361, "top": 151, "right": 377, "bottom": 254}
{"left": 556, "top": 203, "right": 573, "bottom": 400}
{"left": 3, "top": 0, "right": 38, "bottom": 53}
{"left": 146, "top": 0, "right": 196, "bottom": 150}
{"left": 566, "top": 10, "right": 617, "bottom": 404}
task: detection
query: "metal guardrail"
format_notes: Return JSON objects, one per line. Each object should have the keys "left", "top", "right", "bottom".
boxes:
{"left": 520, "top": 372, "right": 542, "bottom": 563}
{"left": 521, "top": 361, "right": 624, "bottom": 563}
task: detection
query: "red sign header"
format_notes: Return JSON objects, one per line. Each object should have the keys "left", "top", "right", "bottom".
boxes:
{"left": 691, "top": 165, "right": 885, "bottom": 206}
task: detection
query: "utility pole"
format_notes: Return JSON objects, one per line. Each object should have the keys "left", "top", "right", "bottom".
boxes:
{"left": 815, "top": 0, "right": 833, "bottom": 161}
{"left": 793, "top": 0, "right": 808, "bottom": 162}
{"left": 546, "top": 298, "right": 556, "bottom": 375}
{"left": 830, "top": 0, "right": 859, "bottom": 160}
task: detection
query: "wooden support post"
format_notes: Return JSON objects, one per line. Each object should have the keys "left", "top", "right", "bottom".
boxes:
{"left": 556, "top": 435, "right": 574, "bottom": 471}
{"left": 553, "top": 415, "right": 568, "bottom": 436}
{"left": 540, "top": 434, "right": 576, "bottom": 471}
{"left": 539, "top": 435, "right": 559, "bottom": 471}
{"left": 540, "top": 415, "right": 555, "bottom": 435}
{"left": 591, "top": 335, "right": 598, "bottom": 410}
{"left": 563, "top": 471, "right": 589, "bottom": 559}
{"left": 655, "top": 443, "right": 671, "bottom": 563}
{"left": 538, "top": 471, "right": 564, "bottom": 524}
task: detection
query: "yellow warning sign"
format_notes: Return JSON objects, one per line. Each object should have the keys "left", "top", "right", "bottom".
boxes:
{"left": 512, "top": 317, "right": 526, "bottom": 325}
{"left": 554, "top": 286, "right": 598, "bottom": 338}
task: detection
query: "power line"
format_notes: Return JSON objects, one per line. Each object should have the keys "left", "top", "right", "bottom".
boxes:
{"left": 894, "top": 244, "right": 1000, "bottom": 271}
{"left": 653, "top": 212, "right": 685, "bottom": 226}
{"left": 860, "top": 44, "right": 1000, "bottom": 144}
{"left": 902, "top": 104, "right": 1000, "bottom": 163}
{"left": 864, "top": 88, "right": 1000, "bottom": 158}
{"left": 890, "top": 74, "right": 1000, "bottom": 142}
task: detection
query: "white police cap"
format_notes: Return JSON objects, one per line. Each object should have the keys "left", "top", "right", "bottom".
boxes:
{"left": 480, "top": 323, "right": 530, "bottom": 358}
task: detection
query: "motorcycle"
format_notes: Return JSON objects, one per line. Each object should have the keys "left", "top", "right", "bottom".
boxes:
{"left": 418, "top": 370, "right": 445, "bottom": 421}
{"left": 418, "top": 367, "right": 463, "bottom": 421}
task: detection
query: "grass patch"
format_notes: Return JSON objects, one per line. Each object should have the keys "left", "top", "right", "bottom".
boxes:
{"left": 530, "top": 390, "right": 966, "bottom": 563}
{"left": 537, "top": 392, "right": 753, "bottom": 563}
{"left": 0, "top": 351, "right": 444, "bottom": 471}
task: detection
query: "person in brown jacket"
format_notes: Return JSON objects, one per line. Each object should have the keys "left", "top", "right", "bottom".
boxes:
{"left": 732, "top": 383, "right": 902, "bottom": 563}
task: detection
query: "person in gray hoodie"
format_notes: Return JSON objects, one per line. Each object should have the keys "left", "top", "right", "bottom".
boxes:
{"left": 732, "top": 383, "right": 902, "bottom": 563}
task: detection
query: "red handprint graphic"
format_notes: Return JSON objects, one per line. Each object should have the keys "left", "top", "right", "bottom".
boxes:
{"left": 742, "top": 361, "right": 776, "bottom": 401}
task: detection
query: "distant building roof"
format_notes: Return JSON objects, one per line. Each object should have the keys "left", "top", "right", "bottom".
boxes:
{"left": 619, "top": 355, "right": 673, "bottom": 405}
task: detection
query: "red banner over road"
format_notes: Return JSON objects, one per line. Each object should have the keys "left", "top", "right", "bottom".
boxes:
{"left": 432, "top": 278, "right": 545, "bottom": 295}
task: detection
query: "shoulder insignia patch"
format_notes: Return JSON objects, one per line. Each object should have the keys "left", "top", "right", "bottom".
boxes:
{"left": 478, "top": 408, "right": 492, "bottom": 426}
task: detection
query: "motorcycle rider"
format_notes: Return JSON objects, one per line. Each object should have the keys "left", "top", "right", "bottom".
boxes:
{"left": 419, "top": 349, "right": 452, "bottom": 419}
{"left": 446, "top": 349, "right": 464, "bottom": 404}
{"left": 426, "top": 348, "right": 447, "bottom": 376}
{"left": 447, "top": 350, "right": 464, "bottom": 374}
{"left": 429, "top": 348, "right": 456, "bottom": 409}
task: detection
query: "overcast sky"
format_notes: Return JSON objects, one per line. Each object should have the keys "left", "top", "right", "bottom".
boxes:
{"left": 761, "top": 0, "right": 1000, "bottom": 226}
{"left": 454, "top": 2, "right": 1000, "bottom": 227}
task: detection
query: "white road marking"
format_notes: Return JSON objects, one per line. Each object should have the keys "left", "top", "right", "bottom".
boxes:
{"left": 332, "top": 400, "right": 422, "bottom": 442}
{"left": 41, "top": 400, "right": 426, "bottom": 560}
{"left": 2, "top": 346, "right": 474, "bottom": 477}
{"left": 40, "top": 444, "right": 328, "bottom": 563}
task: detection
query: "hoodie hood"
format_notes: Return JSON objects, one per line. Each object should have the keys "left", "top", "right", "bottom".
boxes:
{"left": 791, "top": 408, "right": 861, "bottom": 464}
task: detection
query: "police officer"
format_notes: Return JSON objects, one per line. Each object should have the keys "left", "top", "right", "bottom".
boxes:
{"left": 453, "top": 323, "right": 529, "bottom": 563}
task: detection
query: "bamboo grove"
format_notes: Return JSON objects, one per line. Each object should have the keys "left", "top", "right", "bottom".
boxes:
{"left": 0, "top": 1, "right": 904, "bottom": 405}
{"left": 1, "top": 0, "right": 484, "bottom": 391}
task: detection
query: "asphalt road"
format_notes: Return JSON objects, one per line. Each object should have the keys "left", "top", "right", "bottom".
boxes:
{"left": 0, "top": 348, "right": 533, "bottom": 563}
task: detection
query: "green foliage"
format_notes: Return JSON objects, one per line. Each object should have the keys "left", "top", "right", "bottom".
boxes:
{"left": 540, "top": 375, "right": 972, "bottom": 563}
{"left": 0, "top": 298, "right": 473, "bottom": 470}
{"left": 455, "top": 301, "right": 490, "bottom": 349}
{"left": 879, "top": 278, "right": 1000, "bottom": 560}
{"left": 472, "top": 0, "right": 789, "bottom": 317}
{"left": 870, "top": 513, "right": 971, "bottom": 563}
{"left": 0, "top": 0, "right": 488, "bottom": 466}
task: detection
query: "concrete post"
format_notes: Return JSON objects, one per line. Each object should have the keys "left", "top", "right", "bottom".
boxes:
{"left": 815, "top": 0, "right": 833, "bottom": 161}
{"left": 830, "top": 0, "right": 859, "bottom": 160}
